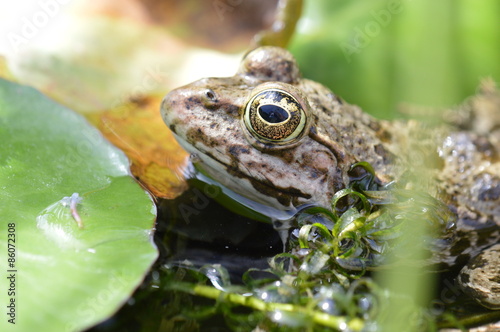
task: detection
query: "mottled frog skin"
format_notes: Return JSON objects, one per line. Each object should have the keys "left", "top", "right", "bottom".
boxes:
{"left": 161, "top": 47, "right": 500, "bottom": 309}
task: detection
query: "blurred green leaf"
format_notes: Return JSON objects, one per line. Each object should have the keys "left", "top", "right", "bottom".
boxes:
{"left": 0, "top": 79, "right": 158, "bottom": 332}
{"left": 291, "top": 0, "right": 500, "bottom": 118}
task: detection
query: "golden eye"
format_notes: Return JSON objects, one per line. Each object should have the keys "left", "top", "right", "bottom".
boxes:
{"left": 243, "top": 83, "right": 309, "bottom": 146}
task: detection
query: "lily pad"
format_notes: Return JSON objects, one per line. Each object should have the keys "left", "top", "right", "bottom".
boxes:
{"left": 0, "top": 78, "right": 158, "bottom": 332}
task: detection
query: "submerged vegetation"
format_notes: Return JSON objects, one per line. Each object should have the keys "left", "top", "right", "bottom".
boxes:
{"left": 148, "top": 162, "right": 468, "bottom": 331}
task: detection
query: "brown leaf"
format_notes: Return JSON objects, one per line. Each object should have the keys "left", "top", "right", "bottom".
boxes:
{"left": 88, "top": 95, "right": 189, "bottom": 199}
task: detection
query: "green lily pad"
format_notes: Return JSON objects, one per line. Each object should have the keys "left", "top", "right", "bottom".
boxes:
{"left": 0, "top": 78, "right": 158, "bottom": 332}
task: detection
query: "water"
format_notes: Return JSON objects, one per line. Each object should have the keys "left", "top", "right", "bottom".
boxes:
{"left": 88, "top": 184, "right": 283, "bottom": 331}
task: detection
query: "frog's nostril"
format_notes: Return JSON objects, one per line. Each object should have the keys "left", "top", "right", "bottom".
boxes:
{"left": 204, "top": 89, "right": 218, "bottom": 102}
{"left": 201, "top": 89, "right": 219, "bottom": 109}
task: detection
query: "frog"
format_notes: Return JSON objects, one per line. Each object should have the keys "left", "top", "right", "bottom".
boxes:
{"left": 161, "top": 46, "right": 500, "bottom": 310}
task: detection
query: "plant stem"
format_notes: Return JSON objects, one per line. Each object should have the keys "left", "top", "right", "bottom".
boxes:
{"left": 167, "top": 281, "right": 365, "bottom": 330}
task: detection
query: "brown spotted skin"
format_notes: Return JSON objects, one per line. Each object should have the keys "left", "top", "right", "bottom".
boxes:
{"left": 161, "top": 47, "right": 500, "bottom": 308}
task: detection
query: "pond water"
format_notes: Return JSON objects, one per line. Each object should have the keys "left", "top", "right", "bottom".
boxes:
{"left": 87, "top": 182, "right": 283, "bottom": 331}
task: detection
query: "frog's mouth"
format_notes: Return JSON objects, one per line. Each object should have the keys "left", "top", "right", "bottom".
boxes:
{"left": 172, "top": 133, "right": 311, "bottom": 220}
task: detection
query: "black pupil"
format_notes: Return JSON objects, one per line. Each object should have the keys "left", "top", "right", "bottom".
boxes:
{"left": 258, "top": 105, "right": 289, "bottom": 123}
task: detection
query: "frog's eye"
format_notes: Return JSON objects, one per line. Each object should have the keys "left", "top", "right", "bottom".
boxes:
{"left": 243, "top": 84, "right": 309, "bottom": 146}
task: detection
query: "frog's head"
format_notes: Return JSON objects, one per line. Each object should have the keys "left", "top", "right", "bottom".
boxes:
{"left": 161, "top": 47, "right": 349, "bottom": 218}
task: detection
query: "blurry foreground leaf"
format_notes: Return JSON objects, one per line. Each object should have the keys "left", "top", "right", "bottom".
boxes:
{"left": 0, "top": 79, "right": 158, "bottom": 332}
{"left": 4, "top": 10, "right": 242, "bottom": 114}
{"left": 6, "top": 17, "right": 180, "bottom": 113}
{"left": 82, "top": 0, "right": 280, "bottom": 52}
